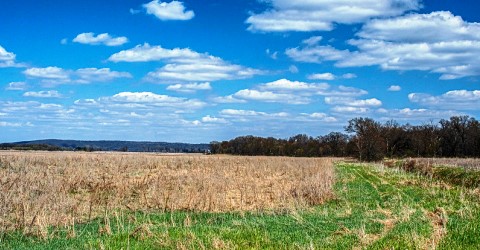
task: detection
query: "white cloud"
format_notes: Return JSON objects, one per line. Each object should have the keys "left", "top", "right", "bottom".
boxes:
{"left": 301, "top": 112, "right": 337, "bottom": 122}
{"left": 73, "top": 32, "right": 128, "bottom": 46}
{"left": 342, "top": 73, "right": 357, "bottom": 79}
{"left": 23, "top": 90, "right": 62, "bottom": 98}
{"left": 214, "top": 79, "right": 368, "bottom": 105}
{"left": 75, "top": 68, "right": 132, "bottom": 83}
{"left": 60, "top": 38, "right": 68, "bottom": 45}
{"left": 260, "top": 78, "right": 329, "bottom": 91}
{"left": 388, "top": 85, "right": 401, "bottom": 91}
{"left": 110, "top": 43, "right": 263, "bottom": 82}
{"left": 331, "top": 106, "right": 369, "bottom": 114}
{"left": 266, "top": 49, "right": 278, "bottom": 59}
{"left": 233, "top": 89, "right": 310, "bottom": 104}
{"left": 0, "top": 121, "right": 22, "bottom": 127}
{"left": 6, "top": 82, "right": 27, "bottom": 91}
{"left": 289, "top": 65, "right": 299, "bottom": 73}
{"left": 303, "top": 36, "right": 323, "bottom": 46}
{"left": 99, "top": 92, "right": 207, "bottom": 109}
{"left": 409, "top": 90, "right": 480, "bottom": 110}
{"left": 220, "top": 109, "right": 289, "bottom": 118}
{"left": 246, "top": 0, "right": 421, "bottom": 32}
{"left": 166, "top": 82, "right": 212, "bottom": 93}
{"left": 143, "top": 0, "right": 194, "bottom": 21}
{"left": 307, "top": 73, "right": 335, "bottom": 80}
{"left": 24, "top": 67, "right": 69, "bottom": 80}
{"left": 325, "top": 97, "right": 382, "bottom": 107}
{"left": 23, "top": 67, "right": 132, "bottom": 85}
{"left": 376, "top": 108, "right": 462, "bottom": 121}
{"left": 109, "top": 43, "right": 198, "bottom": 62}
{"left": 287, "top": 11, "right": 480, "bottom": 79}
{"left": 0, "top": 45, "right": 20, "bottom": 67}
{"left": 201, "top": 115, "right": 228, "bottom": 124}
{"left": 211, "top": 95, "right": 247, "bottom": 104}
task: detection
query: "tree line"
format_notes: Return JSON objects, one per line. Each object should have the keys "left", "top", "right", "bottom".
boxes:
{"left": 210, "top": 116, "right": 480, "bottom": 161}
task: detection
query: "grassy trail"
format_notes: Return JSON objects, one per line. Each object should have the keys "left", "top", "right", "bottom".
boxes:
{"left": 2, "top": 163, "right": 480, "bottom": 249}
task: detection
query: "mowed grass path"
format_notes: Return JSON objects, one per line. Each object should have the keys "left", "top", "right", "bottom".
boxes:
{"left": 2, "top": 163, "right": 480, "bottom": 249}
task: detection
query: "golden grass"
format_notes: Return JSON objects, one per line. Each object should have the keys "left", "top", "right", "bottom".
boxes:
{"left": 0, "top": 151, "right": 334, "bottom": 234}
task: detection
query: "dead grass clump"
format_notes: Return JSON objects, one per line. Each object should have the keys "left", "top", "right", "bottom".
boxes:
{"left": 0, "top": 151, "right": 335, "bottom": 233}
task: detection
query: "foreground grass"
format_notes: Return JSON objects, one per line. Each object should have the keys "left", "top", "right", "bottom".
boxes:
{"left": 2, "top": 163, "right": 480, "bottom": 249}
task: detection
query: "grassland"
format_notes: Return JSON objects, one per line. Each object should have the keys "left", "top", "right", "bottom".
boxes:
{"left": 1, "top": 152, "right": 480, "bottom": 249}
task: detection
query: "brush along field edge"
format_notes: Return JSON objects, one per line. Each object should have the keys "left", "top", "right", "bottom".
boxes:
{"left": 0, "top": 152, "right": 335, "bottom": 234}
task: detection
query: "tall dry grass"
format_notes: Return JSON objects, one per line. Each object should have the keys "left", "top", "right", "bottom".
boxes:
{"left": 415, "top": 158, "right": 480, "bottom": 170}
{"left": 0, "top": 151, "right": 334, "bottom": 236}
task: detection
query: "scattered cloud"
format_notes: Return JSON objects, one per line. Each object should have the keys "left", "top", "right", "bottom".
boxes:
{"left": 6, "top": 82, "right": 28, "bottom": 91}
{"left": 23, "top": 67, "right": 132, "bottom": 86}
{"left": 302, "top": 36, "right": 323, "bottom": 46}
{"left": 325, "top": 97, "right": 382, "bottom": 107}
{"left": 388, "top": 85, "right": 401, "bottom": 91}
{"left": 201, "top": 115, "right": 228, "bottom": 124}
{"left": 301, "top": 112, "right": 337, "bottom": 122}
{"left": 143, "top": 0, "right": 194, "bottom": 21}
{"left": 73, "top": 32, "right": 128, "bottom": 46}
{"left": 60, "top": 38, "right": 68, "bottom": 45}
{"left": 166, "top": 82, "right": 212, "bottom": 93}
{"left": 110, "top": 43, "right": 263, "bottom": 82}
{"left": 246, "top": 0, "right": 421, "bottom": 32}
{"left": 0, "top": 45, "right": 22, "bottom": 67}
{"left": 233, "top": 89, "right": 311, "bottom": 104}
{"left": 287, "top": 11, "right": 480, "bottom": 79}
{"left": 266, "top": 49, "right": 278, "bottom": 59}
{"left": 75, "top": 68, "right": 132, "bottom": 83}
{"left": 214, "top": 79, "right": 368, "bottom": 105}
{"left": 289, "top": 65, "right": 299, "bottom": 73}
{"left": 376, "top": 108, "right": 462, "bottom": 121}
{"left": 307, "top": 73, "right": 335, "bottom": 80}
{"left": 220, "top": 109, "right": 289, "bottom": 118}
{"left": 23, "top": 90, "right": 62, "bottom": 98}
{"left": 211, "top": 95, "right": 247, "bottom": 104}
{"left": 342, "top": 73, "right": 357, "bottom": 79}
{"left": 24, "top": 67, "right": 69, "bottom": 80}
{"left": 409, "top": 90, "right": 480, "bottom": 110}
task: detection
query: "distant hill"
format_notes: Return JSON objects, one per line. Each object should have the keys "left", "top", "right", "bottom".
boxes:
{"left": 7, "top": 139, "right": 210, "bottom": 153}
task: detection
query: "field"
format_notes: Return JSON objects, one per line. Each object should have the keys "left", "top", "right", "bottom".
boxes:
{"left": 1, "top": 152, "right": 480, "bottom": 249}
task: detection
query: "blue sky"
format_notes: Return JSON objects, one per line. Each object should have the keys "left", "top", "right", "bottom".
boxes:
{"left": 1, "top": 0, "right": 479, "bottom": 143}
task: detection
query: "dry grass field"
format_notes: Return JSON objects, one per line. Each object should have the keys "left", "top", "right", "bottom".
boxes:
{"left": 0, "top": 151, "right": 335, "bottom": 237}
{"left": 415, "top": 157, "right": 480, "bottom": 170}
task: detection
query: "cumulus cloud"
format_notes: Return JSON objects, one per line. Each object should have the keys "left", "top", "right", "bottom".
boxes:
{"left": 23, "top": 67, "right": 69, "bottom": 80}
{"left": 220, "top": 109, "right": 289, "bottom": 118}
{"left": 109, "top": 43, "right": 263, "bottom": 82}
{"left": 307, "top": 73, "right": 335, "bottom": 80}
{"left": 0, "top": 45, "right": 21, "bottom": 67}
{"left": 388, "top": 85, "right": 401, "bottom": 91}
{"left": 287, "top": 11, "right": 480, "bottom": 79}
{"left": 23, "top": 67, "right": 132, "bottom": 86}
{"left": 23, "top": 90, "right": 62, "bottom": 98}
{"left": 233, "top": 89, "right": 311, "bottom": 104}
{"left": 325, "top": 97, "right": 382, "bottom": 107}
{"left": 73, "top": 32, "right": 128, "bottom": 46}
{"left": 246, "top": 0, "right": 421, "bottom": 32}
{"left": 214, "top": 79, "right": 368, "bottom": 105}
{"left": 93, "top": 92, "right": 207, "bottom": 110}
{"left": 301, "top": 112, "right": 337, "bottom": 122}
{"left": 201, "top": 115, "right": 228, "bottom": 124}
{"left": 166, "top": 82, "right": 212, "bottom": 93}
{"left": 376, "top": 108, "right": 462, "bottom": 121}
{"left": 143, "top": 0, "right": 194, "bottom": 21}
{"left": 6, "top": 82, "right": 27, "bottom": 91}
{"left": 409, "top": 90, "right": 480, "bottom": 110}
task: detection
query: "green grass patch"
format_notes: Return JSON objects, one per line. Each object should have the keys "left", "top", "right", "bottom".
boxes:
{"left": 2, "top": 163, "right": 480, "bottom": 249}
{"left": 433, "top": 166, "right": 480, "bottom": 188}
